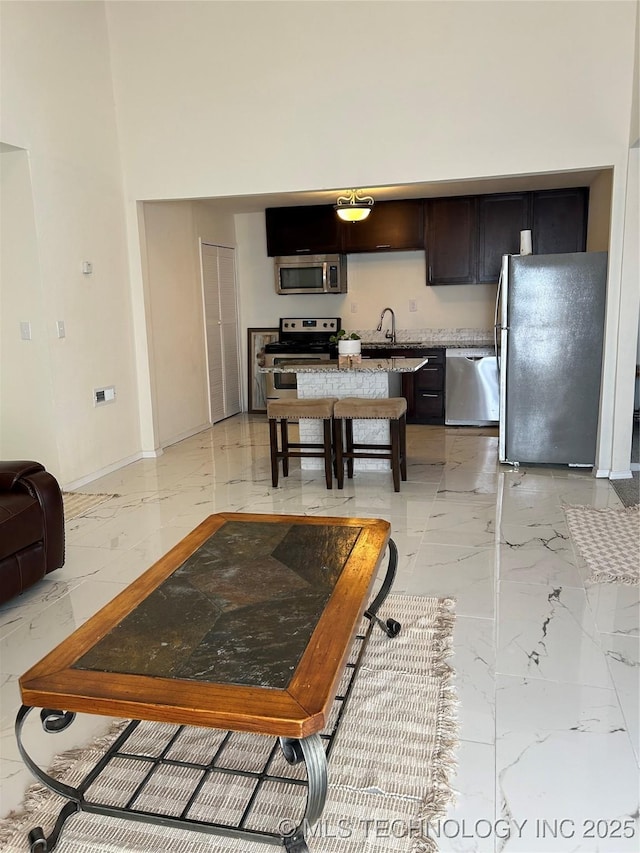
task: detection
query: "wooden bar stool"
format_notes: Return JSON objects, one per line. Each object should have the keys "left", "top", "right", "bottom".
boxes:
{"left": 333, "top": 397, "right": 407, "bottom": 492}
{"left": 267, "top": 397, "right": 338, "bottom": 488}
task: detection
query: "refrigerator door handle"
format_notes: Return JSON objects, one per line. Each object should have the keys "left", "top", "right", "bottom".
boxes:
{"left": 494, "top": 257, "right": 507, "bottom": 367}
{"left": 493, "top": 275, "right": 501, "bottom": 361}
{"left": 498, "top": 254, "right": 510, "bottom": 463}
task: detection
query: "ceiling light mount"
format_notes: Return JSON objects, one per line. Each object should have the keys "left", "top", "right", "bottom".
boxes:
{"left": 334, "top": 189, "right": 374, "bottom": 222}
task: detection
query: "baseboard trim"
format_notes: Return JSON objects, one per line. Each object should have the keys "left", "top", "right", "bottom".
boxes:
{"left": 141, "top": 448, "right": 163, "bottom": 459}
{"left": 62, "top": 424, "right": 213, "bottom": 491}
{"left": 63, "top": 451, "right": 145, "bottom": 491}
{"left": 609, "top": 469, "right": 633, "bottom": 480}
{"left": 161, "top": 422, "right": 212, "bottom": 450}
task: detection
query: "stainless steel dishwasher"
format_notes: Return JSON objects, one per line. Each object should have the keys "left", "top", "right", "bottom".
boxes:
{"left": 445, "top": 348, "right": 499, "bottom": 425}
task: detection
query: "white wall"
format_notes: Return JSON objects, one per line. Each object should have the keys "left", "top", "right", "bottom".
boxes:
{"left": 106, "top": 1, "right": 636, "bottom": 199}
{"left": 0, "top": 1, "right": 139, "bottom": 486}
{"left": 142, "top": 201, "right": 208, "bottom": 447}
{"left": 0, "top": 148, "right": 59, "bottom": 468}
{"left": 609, "top": 144, "right": 639, "bottom": 474}
{"left": 142, "top": 200, "right": 237, "bottom": 448}
{"left": 631, "top": 14, "right": 640, "bottom": 404}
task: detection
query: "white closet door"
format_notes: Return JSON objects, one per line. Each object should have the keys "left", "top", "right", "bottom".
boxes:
{"left": 217, "top": 247, "right": 241, "bottom": 416}
{"left": 201, "top": 243, "right": 241, "bottom": 424}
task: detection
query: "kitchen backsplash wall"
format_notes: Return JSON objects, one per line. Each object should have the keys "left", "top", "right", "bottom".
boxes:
{"left": 235, "top": 213, "right": 497, "bottom": 334}
{"left": 346, "top": 251, "right": 496, "bottom": 331}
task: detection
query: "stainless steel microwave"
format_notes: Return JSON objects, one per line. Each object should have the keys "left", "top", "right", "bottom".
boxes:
{"left": 274, "top": 254, "right": 347, "bottom": 295}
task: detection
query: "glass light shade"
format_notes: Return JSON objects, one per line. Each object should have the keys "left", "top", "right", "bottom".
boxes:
{"left": 334, "top": 189, "right": 374, "bottom": 223}
{"left": 335, "top": 205, "right": 372, "bottom": 222}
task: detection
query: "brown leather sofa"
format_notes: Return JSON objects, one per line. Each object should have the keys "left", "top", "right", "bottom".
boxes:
{"left": 0, "top": 461, "right": 65, "bottom": 604}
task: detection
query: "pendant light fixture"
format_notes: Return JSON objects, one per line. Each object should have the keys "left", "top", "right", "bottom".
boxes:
{"left": 334, "top": 189, "right": 374, "bottom": 222}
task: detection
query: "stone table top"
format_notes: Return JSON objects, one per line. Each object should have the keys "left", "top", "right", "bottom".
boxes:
{"left": 73, "top": 517, "right": 362, "bottom": 689}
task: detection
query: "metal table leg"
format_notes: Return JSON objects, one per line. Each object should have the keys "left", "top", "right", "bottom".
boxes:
{"left": 279, "top": 734, "right": 327, "bottom": 852}
{"left": 16, "top": 707, "right": 81, "bottom": 852}
{"left": 365, "top": 538, "right": 401, "bottom": 637}
{"left": 16, "top": 706, "right": 328, "bottom": 853}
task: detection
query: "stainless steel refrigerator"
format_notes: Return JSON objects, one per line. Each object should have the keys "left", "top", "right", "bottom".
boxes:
{"left": 496, "top": 251, "right": 608, "bottom": 466}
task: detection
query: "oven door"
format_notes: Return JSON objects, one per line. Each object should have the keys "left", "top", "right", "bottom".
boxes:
{"left": 264, "top": 353, "right": 330, "bottom": 399}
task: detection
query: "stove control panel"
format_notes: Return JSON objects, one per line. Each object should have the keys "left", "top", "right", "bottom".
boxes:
{"left": 280, "top": 317, "right": 340, "bottom": 335}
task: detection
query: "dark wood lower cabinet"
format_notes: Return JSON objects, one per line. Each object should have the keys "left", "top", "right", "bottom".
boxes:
{"left": 409, "top": 359, "right": 445, "bottom": 423}
{"left": 362, "top": 346, "right": 446, "bottom": 424}
{"left": 410, "top": 391, "right": 444, "bottom": 422}
{"left": 400, "top": 348, "right": 446, "bottom": 424}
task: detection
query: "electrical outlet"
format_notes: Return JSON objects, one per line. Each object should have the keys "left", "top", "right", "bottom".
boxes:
{"left": 350, "top": 302, "right": 358, "bottom": 313}
{"left": 409, "top": 299, "right": 418, "bottom": 313}
{"left": 94, "top": 386, "right": 116, "bottom": 406}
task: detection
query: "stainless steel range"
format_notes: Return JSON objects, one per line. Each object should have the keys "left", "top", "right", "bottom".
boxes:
{"left": 263, "top": 317, "right": 341, "bottom": 401}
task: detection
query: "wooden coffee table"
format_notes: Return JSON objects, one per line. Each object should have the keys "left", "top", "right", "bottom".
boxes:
{"left": 16, "top": 513, "right": 399, "bottom": 852}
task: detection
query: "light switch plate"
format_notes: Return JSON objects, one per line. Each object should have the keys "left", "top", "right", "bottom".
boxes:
{"left": 56, "top": 320, "right": 66, "bottom": 338}
{"left": 20, "top": 321, "right": 32, "bottom": 341}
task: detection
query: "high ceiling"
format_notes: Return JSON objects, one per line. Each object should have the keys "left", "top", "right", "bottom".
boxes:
{"left": 188, "top": 168, "right": 608, "bottom": 214}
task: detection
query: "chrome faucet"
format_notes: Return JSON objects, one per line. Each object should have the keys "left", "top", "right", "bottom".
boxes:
{"left": 376, "top": 307, "right": 396, "bottom": 344}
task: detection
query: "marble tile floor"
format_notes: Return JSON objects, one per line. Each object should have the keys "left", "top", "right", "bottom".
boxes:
{"left": 1, "top": 415, "right": 638, "bottom": 852}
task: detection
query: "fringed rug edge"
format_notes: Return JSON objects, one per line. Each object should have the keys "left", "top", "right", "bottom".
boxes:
{"left": 0, "top": 596, "right": 459, "bottom": 853}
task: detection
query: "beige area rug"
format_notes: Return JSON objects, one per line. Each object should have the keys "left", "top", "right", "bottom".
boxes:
{"left": 62, "top": 492, "right": 117, "bottom": 521}
{"left": 0, "top": 595, "right": 457, "bottom": 853}
{"left": 564, "top": 504, "right": 640, "bottom": 585}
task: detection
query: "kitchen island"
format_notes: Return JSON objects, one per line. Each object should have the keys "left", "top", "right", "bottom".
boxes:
{"left": 260, "top": 357, "right": 428, "bottom": 472}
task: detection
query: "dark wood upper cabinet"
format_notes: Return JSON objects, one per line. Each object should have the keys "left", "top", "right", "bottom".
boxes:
{"left": 531, "top": 188, "right": 588, "bottom": 255}
{"left": 426, "top": 196, "right": 478, "bottom": 285}
{"left": 426, "top": 187, "right": 588, "bottom": 286}
{"left": 342, "top": 199, "right": 424, "bottom": 253}
{"left": 265, "top": 188, "right": 590, "bottom": 283}
{"left": 477, "top": 193, "right": 530, "bottom": 283}
{"left": 265, "top": 205, "right": 341, "bottom": 256}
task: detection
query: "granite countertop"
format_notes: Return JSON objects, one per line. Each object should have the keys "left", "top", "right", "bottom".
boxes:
{"left": 259, "top": 356, "right": 430, "bottom": 374}
{"left": 355, "top": 327, "right": 494, "bottom": 349}
{"left": 360, "top": 339, "right": 493, "bottom": 350}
